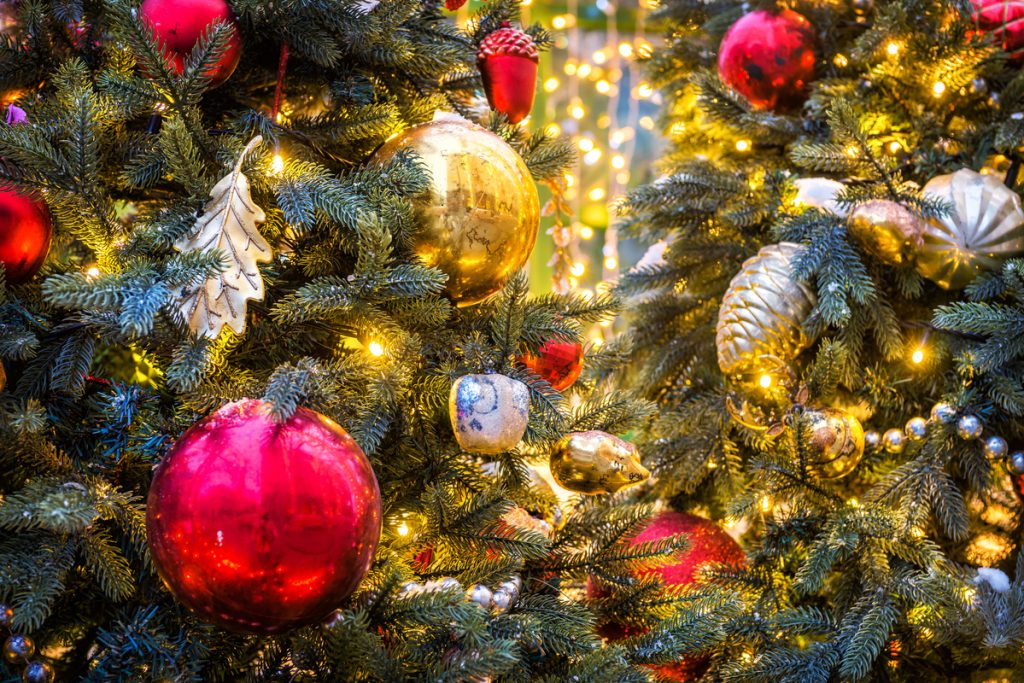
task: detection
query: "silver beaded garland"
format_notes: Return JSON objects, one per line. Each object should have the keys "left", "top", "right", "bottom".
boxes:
{"left": 905, "top": 417, "right": 928, "bottom": 441}
{"left": 984, "top": 435, "right": 1009, "bottom": 460}
{"left": 491, "top": 588, "right": 512, "bottom": 611}
{"left": 468, "top": 584, "right": 493, "bottom": 608}
{"left": 957, "top": 415, "right": 983, "bottom": 440}
{"left": 864, "top": 430, "right": 881, "bottom": 450}
{"left": 1007, "top": 450, "right": 1024, "bottom": 476}
{"left": 931, "top": 402, "right": 957, "bottom": 424}
{"left": 882, "top": 428, "right": 906, "bottom": 454}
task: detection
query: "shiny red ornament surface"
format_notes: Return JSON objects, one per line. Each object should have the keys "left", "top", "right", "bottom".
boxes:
{"left": 717, "top": 9, "right": 817, "bottom": 112}
{"left": 973, "top": 0, "right": 1024, "bottom": 60}
{"left": 0, "top": 187, "right": 51, "bottom": 284}
{"left": 478, "top": 22, "right": 539, "bottom": 124}
{"left": 146, "top": 399, "right": 382, "bottom": 634}
{"left": 139, "top": 0, "right": 242, "bottom": 87}
{"left": 445, "top": 0, "right": 467, "bottom": 9}
{"left": 518, "top": 340, "right": 584, "bottom": 391}
{"left": 589, "top": 511, "right": 745, "bottom": 682}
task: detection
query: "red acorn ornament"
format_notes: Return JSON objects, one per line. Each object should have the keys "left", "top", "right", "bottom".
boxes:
{"left": 477, "top": 22, "right": 539, "bottom": 124}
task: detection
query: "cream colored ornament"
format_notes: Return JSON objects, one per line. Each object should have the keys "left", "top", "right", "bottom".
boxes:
{"left": 716, "top": 242, "right": 818, "bottom": 376}
{"left": 792, "top": 177, "right": 848, "bottom": 216}
{"left": 449, "top": 373, "right": 529, "bottom": 454}
{"left": 174, "top": 137, "right": 270, "bottom": 339}
{"left": 917, "top": 168, "right": 1024, "bottom": 289}
{"left": 848, "top": 200, "right": 924, "bottom": 265}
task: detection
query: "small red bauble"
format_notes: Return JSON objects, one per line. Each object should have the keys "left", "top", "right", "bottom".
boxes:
{"left": 518, "top": 340, "right": 584, "bottom": 391}
{"left": 0, "top": 187, "right": 51, "bottom": 284}
{"left": 973, "top": 0, "right": 1024, "bottom": 60}
{"left": 477, "top": 22, "right": 539, "bottom": 124}
{"left": 146, "top": 399, "right": 382, "bottom": 634}
{"left": 717, "top": 9, "right": 817, "bottom": 112}
{"left": 445, "top": 0, "right": 467, "bottom": 9}
{"left": 590, "top": 511, "right": 745, "bottom": 682}
{"left": 139, "top": 0, "right": 242, "bottom": 87}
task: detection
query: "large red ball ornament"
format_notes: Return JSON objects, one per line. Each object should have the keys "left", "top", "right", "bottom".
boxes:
{"left": 973, "top": 0, "right": 1024, "bottom": 60}
{"left": 717, "top": 9, "right": 817, "bottom": 112}
{"left": 146, "top": 399, "right": 382, "bottom": 634}
{"left": 0, "top": 187, "right": 51, "bottom": 284}
{"left": 139, "top": 0, "right": 242, "bottom": 87}
{"left": 517, "top": 340, "right": 584, "bottom": 391}
{"left": 590, "top": 511, "right": 745, "bottom": 682}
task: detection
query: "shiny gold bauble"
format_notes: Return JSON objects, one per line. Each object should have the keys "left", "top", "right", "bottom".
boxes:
{"left": 550, "top": 430, "right": 649, "bottom": 495}
{"left": 848, "top": 200, "right": 924, "bottom": 266}
{"left": 797, "top": 407, "right": 865, "bottom": 479}
{"left": 372, "top": 112, "right": 539, "bottom": 306}
{"left": 716, "top": 242, "right": 818, "bottom": 376}
{"left": 917, "top": 168, "right": 1024, "bottom": 289}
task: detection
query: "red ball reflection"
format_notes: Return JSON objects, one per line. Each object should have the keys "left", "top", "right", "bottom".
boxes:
{"left": 146, "top": 399, "right": 381, "bottom": 634}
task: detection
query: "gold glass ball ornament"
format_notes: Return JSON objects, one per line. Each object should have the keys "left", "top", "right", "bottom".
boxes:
{"left": 716, "top": 242, "right": 818, "bottom": 376}
{"left": 848, "top": 200, "right": 924, "bottom": 266}
{"left": 372, "top": 111, "right": 540, "bottom": 306}
{"left": 798, "top": 407, "right": 865, "bottom": 479}
{"left": 917, "top": 169, "right": 1024, "bottom": 289}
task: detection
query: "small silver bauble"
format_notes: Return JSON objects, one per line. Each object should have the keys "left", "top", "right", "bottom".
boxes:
{"left": 931, "top": 402, "right": 957, "bottom": 424}
{"left": 491, "top": 589, "right": 512, "bottom": 611}
{"left": 499, "top": 579, "right": 521, "bottom": 597}
{"left": 1007, "top": 451, "right": 1024, "bottom": 476}
{"left": 864, "top": 430, "right": 881, "bottom": 451}
{"left": 984, "top": 435, "right": 1009, "bottom": 460}
{"left": 439, "top": 577, "right": 462, "bottom": 592}
{"left": 400, "top": 581, "right": 421, "bottom": 596}
{"left": 882, "top": 429, "right": 906, "bottom": 454}
{"left": 905, "top": 417, "right": 928, "bottom": 441}
{"left": 957, "top": 415, "right": 983, "bottom": 440}
{"left": 468, "top": 584, "right": 493, "bottom": 609}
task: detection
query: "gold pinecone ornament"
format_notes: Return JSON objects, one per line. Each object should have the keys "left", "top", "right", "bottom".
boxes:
{"left": 716, "top": 242, "right": 818, "bottom": 376}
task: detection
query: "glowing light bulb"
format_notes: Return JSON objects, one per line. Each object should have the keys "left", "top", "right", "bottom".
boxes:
{"left": 583, "top": 149, "right": 602, "bottom": 165}
{"left": 564, "top": 61, "right": 577, "bottom": 76}
{"left": 543, "top": 77, "right": 560, "bottom": 92}
{"left": 368, "top": 341, "right": 384, "bottom": 357}
{"left": 637, "top": 82, "right": 654, "bottom": 98}
{"left": 396, "top": 522, "right": 409, "bottom": 536}
{"left": 570, "top": 104, "right": 585, "bottom": 120}
{"left": 618, "top": 42, "right": 633, "bottom": 58}
{"left": 889, "top": 140, "right": 901, "bottom": 153}
{"left": 760, "top": 495, "right": 772, "bottom": 512}
{"left": 85, "top": 266, "right": 100, "bottom": 279}
{"left": 588, "top": 187, "right": 606, "bottom": 201}
{"left": 933, "top": 81, "right": 946, "bottom": 97}
{"left": 603, "top": 255, "right": 618, "bottom": 269}
{"left": 570, "top": 261, "right": 586, "bottom": 277}
{"left": 576, "top": 63, "right": 592, "bottom": 78}
{"left": 887, "top": 42, "right": 900, "bottom": 56}
{"left": 847, "top": 497, "right": 860, "bottom": 508}
{"left": 270, "top": 153, "right": 284, "bottom": 175}
{"left": 707, "top": 460, "right": 718, "bottom": 469}
{"left": 611, "top": 154, "right": 625, "bottom": 169}
{"left": 911, "top": 348, "right": 924, "bottom": 364}
{"left": 552, "top": 15, "right": 567, "bottom": 29}
{"left": 759, "top": 374, "right": 772, "bottom": 388}
{"left": 564, "top": 173, "right": 575, "bottom": 187}
{"left": 592, "top": 50, "right": 607, "bottom": 64}
{"left": 578, "top": 137, "right": 594, "bottom": 152}
{"left": 833, "top": 53, "right": 849, "bottom": 67}
{"left": 579, "top": 226, "right": 594, "bottom": 240}
{"left": 845, "top": 145, "right": 859, "bottom": 157}
{"left": 616, "top": 171, "right": 630, "bottom": 184}
{"left": 596, "top": 79, "right": 611, "bottom": 94}
{"left": 590, "top": 336, "right": 604, "bottom": 348}
{"left": 545, "top": 123, "right": 561, "bottom": 137}
{"left": 735, "top": 139, "right": 751, "bottom": 152}
{"left": 639, "top": 116, "right": 655, "bottom": 130}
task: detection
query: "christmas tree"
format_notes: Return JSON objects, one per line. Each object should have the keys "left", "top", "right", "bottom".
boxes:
{"left": 0, "top": 0, "right": 681, "bottom": 680}
{"left": 618, "top": 0, "right": 1024, "bottom": 679}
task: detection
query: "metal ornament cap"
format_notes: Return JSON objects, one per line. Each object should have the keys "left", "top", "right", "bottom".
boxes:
{"left": 371, "top": 112, "right": 540, "bottom": 306}
{"left": 550, "top": 430, "right": 650, "bottom": 495}
{"left": 449, "top": 373, "right": 530, "bottom": 454}
{"left": 917, "top": 169, "right": 1024, "bottom": 289}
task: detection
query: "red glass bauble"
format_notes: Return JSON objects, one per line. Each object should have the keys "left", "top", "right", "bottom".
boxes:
{"left": 589, "top": 511, "right": 745, "bottom": 682}
{"left": 477, "top": 23, "right": 539, "bottom": 124}
{"left": 0, "top": 187, "right": 51, "bottom": 284}
{"left": 146, "top": 399, "right": 382, "bottom": 633}
{"left": 139, "top": 0, "right": 242, "bottom": 87}
{"left": 517, "top": 340, "right": 584, "bottom": 391}
{"left": 717, "top": 9, "right": 817, "bottom": 112}
{"left": 973, "top": 0, "right": 1024, "bottom": 60}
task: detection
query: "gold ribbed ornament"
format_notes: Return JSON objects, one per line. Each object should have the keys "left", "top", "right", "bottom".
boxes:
{"left": 917, "top": 168, "right": 1024, "bottom": 289}
{"left": 372, "top": 112, "right": 539, "bottom": 306}
{"left": 716, "top": 242, "right": 818, "bottom": 376}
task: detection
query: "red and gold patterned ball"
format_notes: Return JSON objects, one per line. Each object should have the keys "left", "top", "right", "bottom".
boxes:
{"left": 717, "top": 9, "right": 817, "bottom": 112}
{"left": 590, "top": 511, "right": 746, "bottom": 681}
{"left": 0, "top": 187, "right": 51, "bottom": 284}
{"left": 517, "top": 340, "right": 584, "bottom": 391}
{"left": 139, "top": 0, "right": 242, "bottom": 87}
{"left": 146, "top": 399, "right": 381, "bottom": 634}
{"left": 973, "top": 0, "right": 1024, "bottom": 60}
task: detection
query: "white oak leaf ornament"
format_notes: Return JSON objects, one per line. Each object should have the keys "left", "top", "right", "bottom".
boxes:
{"left": 175, "top": 136, "right": 271, "bottom": 339}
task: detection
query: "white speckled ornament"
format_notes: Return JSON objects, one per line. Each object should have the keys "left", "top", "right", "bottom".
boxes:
{"left": 449, "top": 373, "right": 530, "bottom": 454}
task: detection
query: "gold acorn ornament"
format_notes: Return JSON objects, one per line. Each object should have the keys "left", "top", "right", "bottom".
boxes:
{"left": 916, "top": 168, "right": 1024, "bottom": 289}
{"left": 549, "top": 430, "right": 650, "bottom": 495}
{"left": 848, "top": 200, "right": 924, "bottom": 266}
{"left": 716, "top": 242, "right": 818, "bottom": 377}
{"left": 449, "top": 373, "right": 530, "bottom": 454}
{"left": 372, "top": 112, "right": 540, "bottom": 306}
